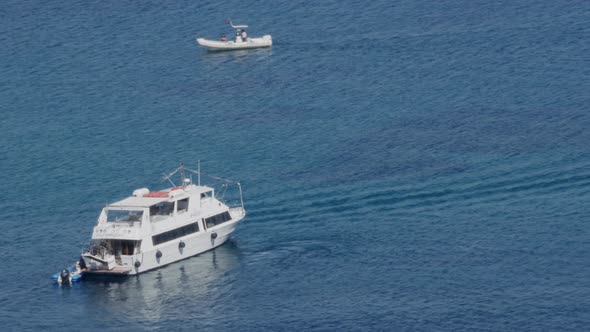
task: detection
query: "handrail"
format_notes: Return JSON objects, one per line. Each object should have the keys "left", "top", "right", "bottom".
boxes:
{"left": 237, "top": 182, "right": 245, "bottom": 210}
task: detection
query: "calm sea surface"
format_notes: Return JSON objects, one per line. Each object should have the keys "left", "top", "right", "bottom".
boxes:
{"left": 0, "top": 0, "right": 589, "bottom": 330}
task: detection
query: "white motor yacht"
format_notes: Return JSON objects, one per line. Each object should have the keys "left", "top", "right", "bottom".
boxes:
{"left": 80, "top": 163, "right": 246, "bottom": 276}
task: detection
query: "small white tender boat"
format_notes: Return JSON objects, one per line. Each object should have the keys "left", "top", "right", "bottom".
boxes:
{"left": 197, "top": 19, "right": 272, "bottom": 51}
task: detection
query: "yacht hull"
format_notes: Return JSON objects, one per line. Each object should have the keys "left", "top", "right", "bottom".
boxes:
{"left": 83, "top": 216, "right": 241, "bottom": 276}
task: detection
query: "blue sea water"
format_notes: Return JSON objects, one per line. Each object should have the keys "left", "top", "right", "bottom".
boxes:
{"left": 0, "top": 0, "right": 589, "bottom": 330}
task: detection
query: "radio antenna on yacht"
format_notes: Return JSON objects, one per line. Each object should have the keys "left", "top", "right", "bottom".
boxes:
{"left": 162, "top": 166, "right": 180, "bottom": 187}
{"left": 179, "top": 162, "right": 186, "bottom": 184}
{"left": 197, "top": 160, "right": 201, "bottom": 186}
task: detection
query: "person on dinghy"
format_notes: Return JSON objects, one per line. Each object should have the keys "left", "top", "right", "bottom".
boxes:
{"left": 78, "top": 256, "right": 87, "bottom": 270}
{"left": 58, "top": 269, "right": 71, "bottom": 285}
{"left": 220, "top": 34, "right": 227, "bottom": 42}
{"left": 241, "top": 30, "right": 247, "bottom": 42}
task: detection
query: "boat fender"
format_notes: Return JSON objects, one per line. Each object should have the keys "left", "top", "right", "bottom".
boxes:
{"left": 211, "top": 232, "right": 218, "bottom": 239}
{"left": 179, "top": 241, "right": 186, "bottom": 249}
{"left": 156, "top": 250, "right": 162, "bottom": 259}
{"left": 134, "top": 261, "right": 141, "bottom": 268}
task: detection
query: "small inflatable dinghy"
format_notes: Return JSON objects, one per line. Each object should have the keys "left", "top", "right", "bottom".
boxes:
{"left": 52, "top": 265, "right": 84, "bottom": 285}
{"left": 197, "top": 36, "right": 272, "bottom": 51}
{"left": 197, "top": 19, "right": 272, "bottom": 51}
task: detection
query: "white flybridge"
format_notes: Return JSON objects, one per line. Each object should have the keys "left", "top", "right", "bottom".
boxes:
{"left": 80, "top": 163, "right": 246, "bottom": 276}
{"left": 196, "top": 19, "right": 272, "bottom": 51}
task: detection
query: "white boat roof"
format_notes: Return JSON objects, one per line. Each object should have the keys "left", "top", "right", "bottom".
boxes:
{"left": 233, "top": 25, "right": 248, "bottom": 29}
{"left": 108, "top": 185, "right": 213, "bottom": 208}
{"left": 109, "top": 196, "right": 168, "bottom": 208}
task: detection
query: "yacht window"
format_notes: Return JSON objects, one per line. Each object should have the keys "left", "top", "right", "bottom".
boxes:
{"left": 90, "top": 240, "right": 140, "bottom": 256}
{"left": 152, "top": 222, "right": 200, "bottom": 246}
{"left": 111, "top": 240, "right": 137, "bottom": 256}
{"left": 177, "top": 198, "right": 189, "bottom": 213}
{"left": 201, "top": 191, "right": 211, "bottom": 199}
{"left": 150, "top": 202, "right": 175, "bottom": 220}
{"left": 107, "top": 210, "right": 143, "bottom": 222}
{"left": 204, "top": 211, "right": 232, "bottom": 228}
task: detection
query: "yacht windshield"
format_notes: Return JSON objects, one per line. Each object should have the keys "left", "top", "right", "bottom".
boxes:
{"left": 149, "top": 202, "right": 175, "bottom": 221}
{"left": 107, "top": 210, "right": 143, "bottom": 222}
